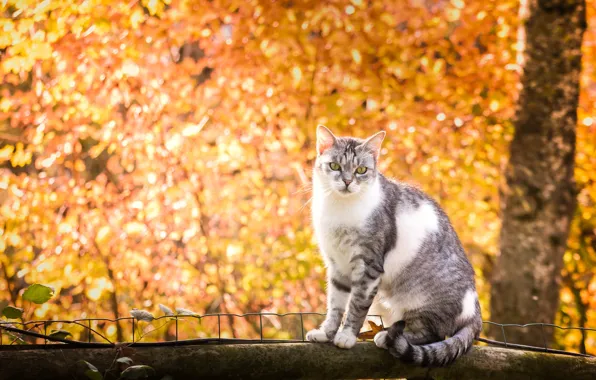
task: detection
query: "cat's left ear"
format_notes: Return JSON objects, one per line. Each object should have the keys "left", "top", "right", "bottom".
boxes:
{"left": 316, "top": 125, "right": 337, "bottom": 155}
{"left": 363, "top": 131, "right": 386, "bottom": 159}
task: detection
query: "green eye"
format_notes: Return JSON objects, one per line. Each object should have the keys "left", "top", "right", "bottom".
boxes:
{"left": 329, "top": 162, "right": 341, "bottom": 171}
{"left": 355, "top": 166, "right": 367, "bottom": 174}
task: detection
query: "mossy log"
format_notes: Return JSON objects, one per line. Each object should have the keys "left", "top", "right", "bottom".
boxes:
{"left": 0, "top": 342, "right": 595, "bottom": 380}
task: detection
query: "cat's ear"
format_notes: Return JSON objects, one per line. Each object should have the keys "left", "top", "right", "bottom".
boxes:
{"left": 363, "top": 131, "right": 386, "bottom": 159}
{"left": 316, "top": 125, "right": 336, "bottom": 155}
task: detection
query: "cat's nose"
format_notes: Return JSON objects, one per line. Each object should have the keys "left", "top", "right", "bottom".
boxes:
{"left": 343, "top": 178, "right": 353, "bottom": 186}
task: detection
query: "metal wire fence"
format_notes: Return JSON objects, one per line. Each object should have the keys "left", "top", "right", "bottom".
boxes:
{"left": 0, "top": 312, "right": 594, "bottom": 358}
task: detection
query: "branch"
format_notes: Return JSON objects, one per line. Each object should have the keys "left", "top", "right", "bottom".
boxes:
{"left": 0, "top": 343, "right": 595, "bottom": 380}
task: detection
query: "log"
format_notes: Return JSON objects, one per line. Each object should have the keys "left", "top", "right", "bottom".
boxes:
{"left": 0, "top": 342, "right": 594, "bottom": 380}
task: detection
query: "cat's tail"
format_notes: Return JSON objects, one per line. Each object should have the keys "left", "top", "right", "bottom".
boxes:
{"left": 385, "top": 319, "right": 481, "bottom": 367}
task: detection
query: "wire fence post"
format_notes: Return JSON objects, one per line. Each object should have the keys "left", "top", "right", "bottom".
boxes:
{"left": 259, "top": 314, "right": 263, "bottom": 342}
{"left": 541, "top": 324, "right": 548, "bottom": 352}
{"left": 501, "top": 325, "right": 508, "bottom": 348}
{"left": 299, "top": 313, "right": 305, "bottom": 341}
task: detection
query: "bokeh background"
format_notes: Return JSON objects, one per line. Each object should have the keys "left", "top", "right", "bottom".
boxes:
{"left": 0, "top": 0, "right": 595, "bottom": 351}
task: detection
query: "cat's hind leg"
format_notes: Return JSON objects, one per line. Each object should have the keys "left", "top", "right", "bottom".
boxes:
{"left": 374, "top": 320, "right": 441, "bottom": 349}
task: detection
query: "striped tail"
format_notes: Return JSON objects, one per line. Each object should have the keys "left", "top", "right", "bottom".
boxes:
{"left": 386, "top": 320, "right": 479, "bottom": 367}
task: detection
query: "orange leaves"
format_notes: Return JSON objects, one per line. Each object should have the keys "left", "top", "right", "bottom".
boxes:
{"left": 0, "top": 0, "right": 593, "bottom": 352}
{"left": 358, "top": 320, "right": 384, "bottom": 340}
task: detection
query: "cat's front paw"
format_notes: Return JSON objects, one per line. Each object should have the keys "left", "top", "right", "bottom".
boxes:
{"left": 333, "top": 330, "right": 357, "bottom": 349}
{"left": 373, "top": 330, "right": 388, "bottom": 349}
{"left": 306, "top": 328, "right": 330, "bottom": 343}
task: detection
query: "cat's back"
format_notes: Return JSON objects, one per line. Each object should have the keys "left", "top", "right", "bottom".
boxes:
{"left": 380, "top": 178, "right": 474, "bottom": 281}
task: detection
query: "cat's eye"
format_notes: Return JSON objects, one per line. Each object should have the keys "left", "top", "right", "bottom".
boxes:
{"left": 355, "top": 166, "right": 367, "bottom": 174}
{"left": 329, "top": 162, "right": 341, "bottom": 171}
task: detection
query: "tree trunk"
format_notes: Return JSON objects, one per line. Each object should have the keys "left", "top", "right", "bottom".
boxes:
{"left": 490, "top": 0, "right": 587, "bottom": 345}
{"left": 0, "top": 343, "right": 595, "bottom": 380}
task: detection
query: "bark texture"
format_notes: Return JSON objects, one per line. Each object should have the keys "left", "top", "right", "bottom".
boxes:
{"left": 0, "top": 343, "right": 595, "bottom": 380}
{"left": 490, "top": 0, "right": 587, "bottom": 345}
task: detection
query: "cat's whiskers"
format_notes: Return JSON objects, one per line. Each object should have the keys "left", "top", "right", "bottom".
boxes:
{"left": 301, "top": 183, "right": 334, "bottom": 212}
{"left": 299, "top": 196, "right": 313, "bottom": 213}
{"left": 292, "top": 185, "right": 313, "bottom": 195}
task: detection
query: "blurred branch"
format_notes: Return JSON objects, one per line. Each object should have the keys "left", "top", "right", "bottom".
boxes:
{"left": 304, "top": 35, "right": 319, "bottom": 127}
{"left": 0, "top": 132, "right": 24, "bottom": 143}
{"left": 0, "top": 258, "right": 17, "bottom": 305}
{"left": 563, "top": 272, "right": 588, "bottom": 355}
{"left": 92, "top": 240, "right": 124, "bottom": 343}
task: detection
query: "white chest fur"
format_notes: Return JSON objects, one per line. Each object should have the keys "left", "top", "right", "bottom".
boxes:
{"left": 311, "top": 175, "right": 382, "bottom": 273}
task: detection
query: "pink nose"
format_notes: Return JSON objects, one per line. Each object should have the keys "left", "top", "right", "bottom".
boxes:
{"left": 343, "top": 179, "right": 352, "bottom": 186}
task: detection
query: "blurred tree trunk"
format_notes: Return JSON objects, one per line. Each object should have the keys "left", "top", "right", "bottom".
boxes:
{"left": 490, "top": 0, "right": 586, "bottom": 345}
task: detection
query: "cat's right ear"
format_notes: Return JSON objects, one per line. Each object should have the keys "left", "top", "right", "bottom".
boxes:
{"left": 316, "top": 125, "right": 336, "bottom": 156}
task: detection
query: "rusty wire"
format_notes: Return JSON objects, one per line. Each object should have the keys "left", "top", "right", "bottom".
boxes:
{"left": 0, "top": 313, "right": 594, "bottom": 358}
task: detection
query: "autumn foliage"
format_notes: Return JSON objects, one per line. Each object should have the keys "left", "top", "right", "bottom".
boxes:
{"left": 1, "top": 0, "right": 595, "bottom": 352}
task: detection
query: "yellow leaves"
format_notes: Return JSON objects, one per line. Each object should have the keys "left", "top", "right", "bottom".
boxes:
{"left": 58, "top": 221, "right": 73, "bottom": 235}
{"left": 124, "top": 221, "right": 147, "bottom": 236}
{"left": 206, "top": 284, "right": 218, "bottom": 295}
{"left": 182, "top": 116, "right": 209, "bottom": 137}
{"left": 143, "top": 0, "right": 166, "bottom": 16}
{"left": 259, "top": 39, "right": 279, "bottom": 58}
{"left": 226, "top": 243, "right": 244, "bottom": 258}
{"left": 71, "top": 15, "right": 91, "bottom": 38}
{"left": 379, "top": 13, "right": 396, "bottom": 27}
{"left": 130, "top": 8, "right": 146, "bottom": 29}
{"left": 145, "top": 200, "right": 161, "bottom": 219}
{"left": 96, "top": 226, "right": 111, "bottom": 245}
{"left": 432, "top": 59, "right": 445, "bottom": 75}
{"left": 87, "top": 277, "right": 113, "bottom": 301}
{"left": 0, "top": 145, "right": 14, "bottom": 163}
{"left": 204, "top": 264, "right": 218, "bottom": 277}
{"left": 29, "top": 42, "right": 52, "bottom": 60}
{"left": 33, "top": 302, "right": 51, "bottom": 319}
{"left": 2, "top": 55, "right": 33, "bottom": 73}
{"left": 74, "top": 159, "right": 86, "bottom": 172}
{"left": 0, "top": 20, "right": 19, "bottom": 49}
{"left": 3, "top": 231, "right": 22, "bottom": 247}
{"left": 451, "top": 0, "right": 466, "bottom": 9}
{"left": 94, "top": 17, "right": 112, "bottom": 35}
{"left": 445, "top": 8, "right": 461, "bottom": 22}
{"left": 351, "top": 49, "right": 362, "bottom": 64}
{"left": 291, "top": 66, "right": 302, "bottom": 88}
{"left": 9, "top": 143, "right": 31, "bottom": 167}
{"left": 121, "top": 61, "right": 140, "bottom": 77}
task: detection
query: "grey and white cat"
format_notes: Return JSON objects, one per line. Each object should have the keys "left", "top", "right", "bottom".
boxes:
{"left": 306, "top": 125, "right": 482, "bottom": 366}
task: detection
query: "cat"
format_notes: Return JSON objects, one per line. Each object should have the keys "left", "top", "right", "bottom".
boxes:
{"left": 305, "top": 125, "right": 482, "bottom": 366}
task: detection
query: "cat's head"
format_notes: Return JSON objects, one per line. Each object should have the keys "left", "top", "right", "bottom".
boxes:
{"left": 313, "top": 125, "right": 385, "bottom": 198}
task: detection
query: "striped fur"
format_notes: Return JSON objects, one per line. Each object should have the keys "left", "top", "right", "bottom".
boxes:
{"left": 306, "top": 126, "right": 482, "bottom": 366}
